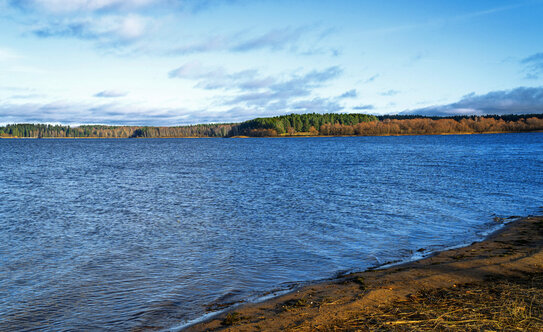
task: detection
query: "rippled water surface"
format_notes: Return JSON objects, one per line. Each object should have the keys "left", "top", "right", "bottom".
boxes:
{"left": 1, "top": 134, "right": 542, "bottom": 330}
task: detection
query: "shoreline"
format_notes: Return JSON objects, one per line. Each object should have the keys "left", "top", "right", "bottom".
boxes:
{"left": 184, "top": 215, "right": 543, "bottom": 331}
{"left": 1, "top": 130, "right": 542, "bottom": 139}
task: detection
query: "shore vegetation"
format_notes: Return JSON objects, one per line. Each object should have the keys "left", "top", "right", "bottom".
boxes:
{"left": 1, "top": 113, "right": 542, "bottom": 138}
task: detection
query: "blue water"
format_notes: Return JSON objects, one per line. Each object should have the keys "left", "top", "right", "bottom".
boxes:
{"left": 0, "top": 133, "right": 542, "bottom": 330}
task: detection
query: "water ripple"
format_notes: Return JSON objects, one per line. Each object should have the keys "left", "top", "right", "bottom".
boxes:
{"left": 0, "top": 134, "right": 542, "bottom": 330}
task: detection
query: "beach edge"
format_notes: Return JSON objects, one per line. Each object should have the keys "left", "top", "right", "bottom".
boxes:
{"left": 183, "top": 215, "right": 543, "bottom": 331}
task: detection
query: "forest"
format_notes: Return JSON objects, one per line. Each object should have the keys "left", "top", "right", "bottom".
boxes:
{"left": 1, "top": 113, "right": 542, "bottom": 138}
{"left": 0, "top": 123, "right": 235, "bottom": 138}
{"left": 229, "top": 113, "right": 378, "bottom": 136}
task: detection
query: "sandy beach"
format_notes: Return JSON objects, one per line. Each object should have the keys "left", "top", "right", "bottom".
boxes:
{"left": 186, "top": 215, "right": 543, "bottom": 331}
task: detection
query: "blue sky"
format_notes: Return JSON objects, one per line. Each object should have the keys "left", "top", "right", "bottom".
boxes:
{"left": 1, "top": 0, "right": 543, "bottom": 125}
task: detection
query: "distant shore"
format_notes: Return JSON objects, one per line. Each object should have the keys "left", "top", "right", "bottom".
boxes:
{"left": 1, "top": 130, "right": 542, "bottom": 139}
{"left": 2, "top": 113, "right": 542, "bottom": 139}
{"left": 185, "top": 215, "right": 543, "bottom": 331}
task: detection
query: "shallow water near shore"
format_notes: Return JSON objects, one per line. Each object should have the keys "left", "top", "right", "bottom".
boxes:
{"left": 1, "top": 133, "right": 542, "bottom": 330}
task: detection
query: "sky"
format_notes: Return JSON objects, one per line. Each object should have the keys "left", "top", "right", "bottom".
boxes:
{"left": 1, "top": 0, "right": 543, "bottom": 125}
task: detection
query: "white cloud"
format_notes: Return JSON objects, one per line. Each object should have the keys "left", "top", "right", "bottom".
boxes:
{"left": 7, "top": 65, "right": 49, "bottom": 75}
{"left": 0, "top": 100, "right": 193, "bottom": 125}
{"left": 23, "top": 0, "right": 158, "bottom": 13}
{"left": 291, "top": 97, "right": 343, "bottom": 113}
{"left": 521, "top": 52, "right": 543, "bottom": 79}
{"left": 168, "top": 61, "right": 226, "bottom": 79}
{"left": 380, "top": 89, "right": 400, "bottom": 96}
{"left": 169, "top": 25, "right": 339, "bottom": 56}
{"left": 32, "top": 14, "right": 150, "bottom": 43}
{"left": 10, "top": 0, "right": 237, "bottom": 14}
{"left": 338, "top": 89, "right": 357, "bottom": 99}
{"left": 0, "top": 48, "right": 21, "bottom": 61}
{"left": 114, "top": 14, "right": 147, "bottom": 40}
{"left": 94, "top": 89, "right": 128, "bottom": 97}
{"left": 402, "top": 87, "right": 543, "bottom": 116}
{"left": 232, "top": 26, "right": 307, "bottom": 52}
{"left": 353, "top": 104, "right": 374, "bottom": 110}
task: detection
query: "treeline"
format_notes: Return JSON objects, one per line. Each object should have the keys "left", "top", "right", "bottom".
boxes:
{"left": 233, "top": 113, "right": 543, "bottom": 136}
{"left": 230, "top": 113, "right": 378, "bottom": 137}
{"left": 319, "top": 116, "right": 543, "bottom": 136}
{"left": 0, "top": 123, "right": 235, "bottom": 138}
{"left": 375, "top": 114, "right": 543, "bottom": 122}
{"left": 130, "top": 124, "right": 235, "bottom": 138}
{"left": 1, "top": 113, "right": 542, "bottom": 138}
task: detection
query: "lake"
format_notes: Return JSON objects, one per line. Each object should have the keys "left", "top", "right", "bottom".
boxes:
{"left": 1, "top": 133, "right": 542, "bottom": 330}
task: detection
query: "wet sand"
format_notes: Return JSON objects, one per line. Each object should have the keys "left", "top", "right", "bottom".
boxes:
{"left": 186, "top": 215, "right": 543, "bottom": 331}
